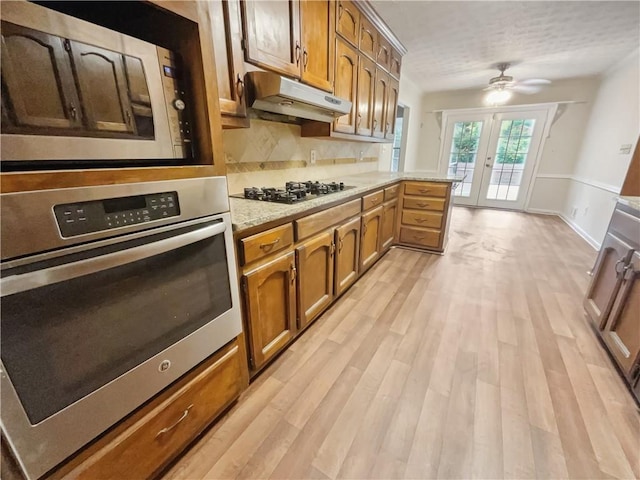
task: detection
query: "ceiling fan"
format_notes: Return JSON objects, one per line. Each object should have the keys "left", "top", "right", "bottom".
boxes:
{"left": 484, "top": 63, "right": 551, "bottom": 95}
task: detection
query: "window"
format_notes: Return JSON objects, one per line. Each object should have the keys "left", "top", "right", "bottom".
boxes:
{"left": 391, "top": 105, "right": 404, "bottom": 172}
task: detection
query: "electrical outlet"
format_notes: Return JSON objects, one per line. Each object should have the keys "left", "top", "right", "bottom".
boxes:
{"left": 359, "top": 151, "right": 364, "bottom": 161}
{"left": 571, "top": 207, "right": 578, "bottom": 219}
{"left": 310, "top": 149, "right": 317, "bottom": 165}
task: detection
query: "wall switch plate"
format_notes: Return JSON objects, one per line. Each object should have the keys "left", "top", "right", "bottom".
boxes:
{"left": 310, "top": 149, "right": 317, "bottom": 164}
{"left": 619, "top": 144, "right": 632, "bottom": 154}
{"left": 359, "top": 151, "right": 364, "bottom": 161}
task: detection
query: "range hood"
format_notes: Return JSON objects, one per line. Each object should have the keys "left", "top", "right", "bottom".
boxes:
{"left": 246, "top": 71, "right": 352, "bottom": 123}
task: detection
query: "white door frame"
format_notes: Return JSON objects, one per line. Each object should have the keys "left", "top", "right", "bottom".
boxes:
{"left": 437, "top": 103, "right": 558, "bottom": 211}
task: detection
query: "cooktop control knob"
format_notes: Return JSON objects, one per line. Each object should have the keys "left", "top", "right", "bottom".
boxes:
{"left": 173, "top": 99, "right": 186, "bottom": 111}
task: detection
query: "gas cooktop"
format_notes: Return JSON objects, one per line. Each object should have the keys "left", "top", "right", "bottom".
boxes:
{"left": 231, "top": 181, "right": 354, "bottom": 204}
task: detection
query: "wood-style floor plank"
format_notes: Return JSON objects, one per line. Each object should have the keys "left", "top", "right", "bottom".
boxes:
{"left": 163, "top": 208, "right": 639, "bottom": 480}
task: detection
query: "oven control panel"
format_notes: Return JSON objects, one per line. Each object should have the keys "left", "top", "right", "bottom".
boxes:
{"left": 54, "top": 191, "right": 180, "bottom": 237}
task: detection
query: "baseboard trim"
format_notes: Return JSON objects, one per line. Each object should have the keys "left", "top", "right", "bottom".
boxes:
{"left": 526, "top": 208, "right": 601, "bottom": 250}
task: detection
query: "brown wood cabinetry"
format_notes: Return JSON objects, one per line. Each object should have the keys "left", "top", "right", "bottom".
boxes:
{"left": 358, "top": 16, "right": 377, "bottom": 60}
{"left": 334, "top": 37, "right": 359, "bottom": 134}
{"left": 239, "top": 223, "right": 294, "bottom": 265}
{"left": 376, "top": 33, "right": 392, "bottom": 71}
{"left": 584, "top": 232, "right": 634, "bottom": 327}
{"left": 385, "top": 77, "right": 399, "bottom": 140}
{"left": 335, "top": 216, "right": 361, "bottom": 296}
{"left": 296, "top": 231, "right": 335, "bottom": 329}
{"left": 356, "top": 54, "right": 376, "bottom": 136}
{"left": 336, "top": 0, "right": 360, "bottom": 46}
{"left": 243, "top": 252, "right": 297, "bottom": 370}
{"left": 584, "top": 202, "right": 640, "bottom": 403}
{"left": 372, "top": 69, "right": 388, "bottom": 139}
{"left": 48, "top": 340, "right": 243, "bottom": 480}
{"left": 360, "top": 205, "right": 384, "bottom": 272}
{"left": 390, "top": 48, "right": 402, "bottom": 79}
{"left": 242, "top": 0, "right": 301, "bottom": 78}
{"left": 1, "top": 22, "right": 82, "bottom": 130}
{"left": 209, "top": 0, "right": 247, "bottom": 123}
{"left": 381, "top": 198, "right": 398, "bottom": 251}
{"left": 300, "top": 0, "right": 335, "bottom": 91}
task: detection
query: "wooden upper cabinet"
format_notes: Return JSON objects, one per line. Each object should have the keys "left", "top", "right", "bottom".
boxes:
{"left": 300, "top": 0, "right": 335, "bottom": 92}
{"left": 296, "top": 231, "right": 335, "bottom": 330}
{"left": 360, "top": 205, "right": 383, "bottom": 272}
{"left": 1, "top": 22, "right": 82, "bottom": 130}
{"left": 376, "top": 33, "right": 392, "bottom": 72}
{"left": 336, "top": 0, "right": 360, "bottom": 46}
{"left": 603, "top": 251, "right": 640, "bottom": 376}
{"left": 372, "top": 68, "right": 388, "bottom": 139}
{"left": 243, "top": 252, "right": 297, "bottom": 370}
{"left": 584, "top": 232, "right": 634, "bottom": 328}
{"left": 335, "top": 216, "right": 360, "bottom": 296}
{"left": 390, "top": 48, "right": 402, "bottom": 79}
{"left": 242, "top": 0, "right": 301, "bottom": 78}
{"left": 358, "top": 15, "right": 377, "bottom": 60}
{"left": 385, "top": 77, "right": 399, "bottom": 140}
{"left": 334, "top": 38, "right": 358, "bottom": 134}
{"left": 380, "top": 198, "right": 398, "bottom": 251}
{"left": 69, "top": 42, "right": 135, "bottom": 133}
{"left": 356, "top": 54, "right": 375, "bottom": 136}
{"left": 209, "top": 0, "right": 246, "bottom": 118}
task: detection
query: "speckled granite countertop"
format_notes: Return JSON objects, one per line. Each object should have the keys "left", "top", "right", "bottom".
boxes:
{"left": 618, "top": 196, "right": 640, "bottom": 212}
{"left": 230, "top": 171, "right": 464, "bottom": 232}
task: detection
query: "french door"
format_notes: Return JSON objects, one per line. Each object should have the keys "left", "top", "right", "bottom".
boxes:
{"left": 441, "top": 109, "right": 548, "bottom": 210}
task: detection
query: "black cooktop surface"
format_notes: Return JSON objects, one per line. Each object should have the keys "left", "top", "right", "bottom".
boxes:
{"left": 231, "top": 181, "right": 355, "bottom": 204}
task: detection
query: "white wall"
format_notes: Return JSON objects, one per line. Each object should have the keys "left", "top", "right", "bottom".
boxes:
{"left": 560, "top": 48, "right": 640, "bottom": 247}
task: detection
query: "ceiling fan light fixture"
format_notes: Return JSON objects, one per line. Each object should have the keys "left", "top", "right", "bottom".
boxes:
{"left": 485, "top": 88, "right": 512, "bottom": 105}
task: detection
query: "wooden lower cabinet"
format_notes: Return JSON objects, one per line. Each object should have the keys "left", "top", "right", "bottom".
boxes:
{"left": 296, "top": 231, "right": 335, "bottom": 330}
{"left": 602, "top": 251, "right": 640, "bottom": 376}
{"left": 243, "top": 252, "right": 297, "bottom": 370}
{"left": 48, "top": 341, "right": 242, "bottom": 480}
{"left": 360, "top": 205, "right": 383, "bottom": 272}
{"left": 380, "top": 198, "right": 397, "bottom": 251}
{"left": 335, "top": 216, "right": 361, "bottom": 296}
{"left": 584, "top": 232, "right": 634, "bottom": 328}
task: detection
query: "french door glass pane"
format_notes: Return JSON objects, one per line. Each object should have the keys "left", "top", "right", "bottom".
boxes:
{"left": 486, "top": 119, "right": 535, "bottom": 201}
{"left": 448, "top": 121, "right": 482, "bottom": 197}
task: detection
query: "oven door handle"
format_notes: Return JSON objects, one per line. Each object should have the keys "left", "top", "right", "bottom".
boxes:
{"left": 1, "top": 221, "right": 227, "bottom": 296}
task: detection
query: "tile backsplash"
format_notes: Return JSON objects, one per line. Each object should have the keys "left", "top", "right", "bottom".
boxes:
{"left": 222, "top": 119, "right": 381, "bottom": 193}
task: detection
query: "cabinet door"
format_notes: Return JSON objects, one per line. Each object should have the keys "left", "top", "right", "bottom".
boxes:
{"left": 381, "top": 198, "right": 398, "bottom": 251}
{"left": 300, "top": 0, "right": 335, "bottom": 92}
{"left": 584, "top": 233, "right": 634, "bottom": 328}
{"left": 209, "top": 0, "right": 246, "bottom": 117}
{"left": 385, "top": 77, "right": 399, "bottom": 140}
{"left": 1, "top": 22, "right": 82, "bottom": 129}
{"left": 335, "top": 216, "right": 361, "bottom": 296}
{"left": 360, "top": 205, "right": 384, "bottom": 272}
{"left": 602, "top": 251, "right": 640, "bottom": 376}
{"left": 390, "top": 48, "right": 402, "bottom": 79}
{"left": 242, "top": 0, "right": 301, "bottom": 78}
{"left": 334, "top": 38, "right": 358, "bottom": 134}
{"left": 356, "top": 55, "right": 375, "bottom": 136}
{"left": 358, "top": 16, "right": 377, "bottom": 60}
{"left": 244, "top": 252, "right": 297, "bottom": 370}
{"left": 376, "top": 34, "right": 392, "bottom": 71}
{"left": 336, "top": 0, "right": 360, "bottom": 46}
{"left": 69, "top": 41, "right": 135, "bottom": 133}
{"left": 372, "top": 68, "right": 388, "bottom": 139}
{"left": 296, "top": 231, "right": 335, "bottom": 330}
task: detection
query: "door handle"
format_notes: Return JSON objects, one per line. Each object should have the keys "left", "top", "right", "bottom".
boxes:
{"left": 295, "top": 42, "right": 301, "bottom": 65}
{"left": 303, "top": 48, "right": 309, "bottom": 70}
{"left": 485, "top": 156, "right": 492, "bottom": 168}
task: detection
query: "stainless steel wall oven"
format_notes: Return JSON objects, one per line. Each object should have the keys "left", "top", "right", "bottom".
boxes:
{"left": 0, "top": 177, "right": 242, "bottom": 479}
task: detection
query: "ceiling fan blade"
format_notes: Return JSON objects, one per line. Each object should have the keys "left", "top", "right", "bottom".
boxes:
{"left": 511, "top": 85, "right": 543, "bottom": 94}
{"left": 518, "top": 78, "right": 552, "bottom": 86}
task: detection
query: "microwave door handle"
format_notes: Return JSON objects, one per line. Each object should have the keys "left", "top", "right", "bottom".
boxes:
{"left": 1, "top": 221, "right": 227, "bottom": 297}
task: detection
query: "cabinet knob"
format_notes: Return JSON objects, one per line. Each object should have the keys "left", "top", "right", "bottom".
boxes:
{"left": 290, "top": 263, "right": 297, "bottom": 282}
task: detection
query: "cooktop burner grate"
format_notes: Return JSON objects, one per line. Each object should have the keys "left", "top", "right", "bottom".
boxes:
{"left": 232, "top": 181, "right": 353, "bottom": 204}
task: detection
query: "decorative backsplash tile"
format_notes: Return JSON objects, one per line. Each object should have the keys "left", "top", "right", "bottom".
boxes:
{"left": 222, "top": 119, "right": 383, "bottom": 194}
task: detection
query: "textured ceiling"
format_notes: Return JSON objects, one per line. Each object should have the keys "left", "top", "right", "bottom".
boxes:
{"left": 370, "top": 1, "right": 640, "bottom": 92}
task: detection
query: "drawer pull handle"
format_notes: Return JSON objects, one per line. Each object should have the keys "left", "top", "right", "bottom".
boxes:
{"left": 414, "top": 218, "right": 426, "bottom": 223}
{"left": 370, "top": 198, "right": 379, "bottom": 204}
{"left": 259, "top": 238, "right": 280, "bottom": 250}
{"left": 417, "top": 202, "right": 428, "bottom": 207}
{"left": 414, "top": 235, "right": 427, "bottom": 241}
{"left": 419, "top": 189, "right": 430, "bottom": 194}
{"left": 338, "top": 237, "right": 344, "bottom": 253}
{"left": 290, "top": 263, "right": 297, "bottom": 282}
{"left": 156, "top": 404, "right": 193, "bottom": 438}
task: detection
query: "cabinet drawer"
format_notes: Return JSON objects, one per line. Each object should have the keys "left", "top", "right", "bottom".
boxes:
{"left": 402, "top": 196, "right": 445, "bottom": 212}
{"left": 54, "top": 342, "right": 242, "bottom": 480}
{"left": 295, "top": 199, "right": 361, "bottom": 240}
{"left": 362, "top": 190, "right": 384, "bottom": 210}
{"left": 384, "top": 184, "right": 399, "bottom": 200}
{"left": 399, "top": 226, "right": 441, "bottom": 249}
{"left": 240, "top": 223, "right": 294, "bottom": 265}
{"left": 610, "top": 207, "right": 640, "bottom": 245}
{"left": 403, "top": 182, "right": 448, "bottom": 198}
{"left": 401, "top": 210, "right": 443, "bottom": 229}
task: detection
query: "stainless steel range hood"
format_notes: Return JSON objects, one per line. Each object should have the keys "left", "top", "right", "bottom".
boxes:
{"left": 246, "top": 71, "right": 352, "bottom": 123}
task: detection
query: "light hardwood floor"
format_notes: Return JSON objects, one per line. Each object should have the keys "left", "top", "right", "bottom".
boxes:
{"left": 163, "top": 208, "right": 640, "bottom": 480}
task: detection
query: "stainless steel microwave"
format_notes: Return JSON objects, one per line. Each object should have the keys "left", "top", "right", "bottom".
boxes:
{"left": 0, "top": 2, "right": 191, "bottom": 163}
